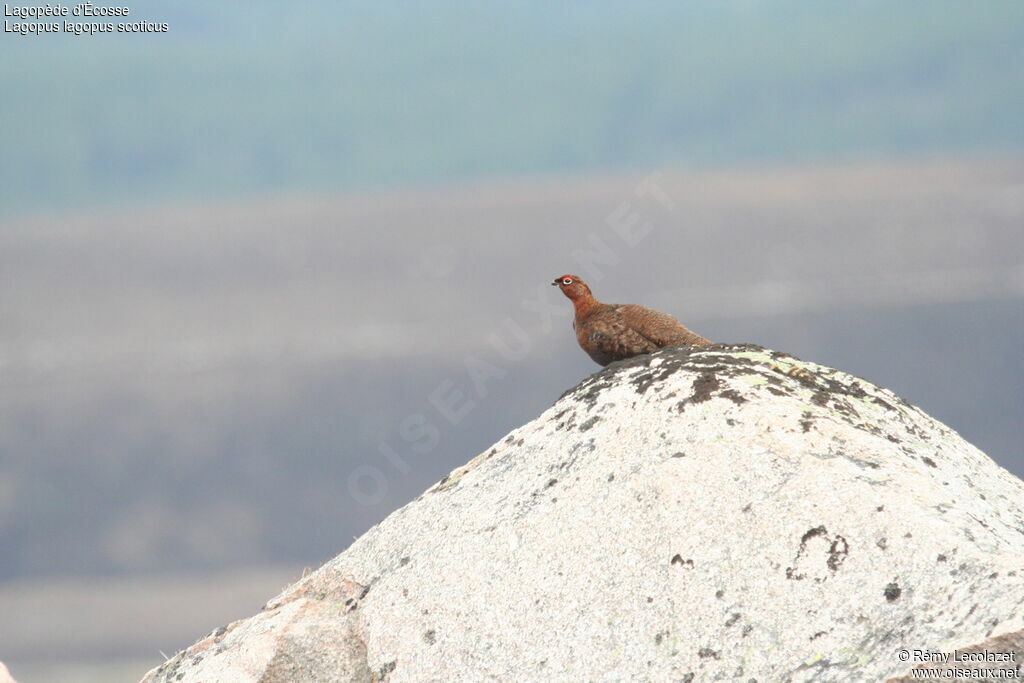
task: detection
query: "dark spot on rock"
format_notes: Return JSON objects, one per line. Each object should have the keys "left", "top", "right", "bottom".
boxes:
{"left": 691, "top": 373, "right": 720, "bottom": 403}
{"left": 698, "top": 647, "right": 721, "bottom": 659}
{"left": 725, "top": 613, "right": 741, "bottom": 627}
{"left": 213, "top": 625, "right": 228, "bottom": 638}
{"left": 647, "top": 596, "right": 654, "bottom": 603}
{"left": 876, "top": 506, "right": 885, "bottom": 512}
{"left": 671, "top": 452, "right": 686, "bottom": 458}
{"left": 831, "top": 399, "right": 860, "bottom": 420}
{"left": 378, "top": 661, "right": 397, "bottom": 678}
{"left": 579, "top": 416, "right": 600, "bottom": 431}
{"left": 786, "top": 526, "right": 848, "bottom": 579}
{"left": 742, "top": 625, "right": 753, "bottom": 637}
{"left": 423, "top": 629, "right": 437, "bottom": 644}
{"left": 607, "top": 473, "right": 615, "bottom": 482}
{"left": 719, "top": 389, "right": 746, "bottom": 405}
{"left": 767, "top": 386, "right": 788, "bottom": 396}
{"left": 884, "top": 582, "right": 901, "bottom": 601}
{"left": 655, "top": 632, "right": 664, "bottom": 645}
{"left": 876, "top": 538, "right": 887, "bottom": 550}
{"left": 629, "top": 362, "right": 679, "bottom": 395}
{"left": 827, "top": 536, "right": 849, "bottom": 571}
{"left": 681, "top": 674, "right": 695, "bottom": 683}
{"left": 811, "top": 391, "right": 830, "bottom": 407}
{"left": 715, "top": 590, "right": 725, "bottom": 599}
{"left": 547, "top": 478, "right": 558, "bottom": 488}
{"left": 872, "top": 396, "right": 897, "bottom": 412}
{"left": 810, "top": 631, "right": 827, "bottom": 640}
{"left": 671, "top": 555, "right": 694, "bottom": 568}
{"left": 922, "top": 456, "right": 937, "bottom": 468}
{"left": 742, "top": 503, "right": 752, "bottom": 513}
{"left": 989, "top": 572, "right": 999, "bottom": 579}
{"left": 400, "top": 556, "right": 410, "bottom": 566}
{"left": 726, "top": 418, "right": 736, "bottom": 426}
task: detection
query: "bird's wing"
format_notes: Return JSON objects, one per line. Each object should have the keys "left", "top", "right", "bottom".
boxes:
{"left": 578, "top": 308, "right": 659, "bottom": 364}
{"left": 616, "top": 304, "right": 710, "bottom": 347}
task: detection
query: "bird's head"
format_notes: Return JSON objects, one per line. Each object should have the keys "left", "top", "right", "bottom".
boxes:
{"left": 551, "top": 274, "right": 592, "bottom": 300}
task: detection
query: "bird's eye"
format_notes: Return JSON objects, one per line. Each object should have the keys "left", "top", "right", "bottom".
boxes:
{"left": 562, "top": 278, "right": 573, "bottom": 285}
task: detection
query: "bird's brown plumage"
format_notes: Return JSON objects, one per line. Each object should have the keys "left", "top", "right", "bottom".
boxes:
{"left": 552, "top": 274, "right": 711, "bottom": 366}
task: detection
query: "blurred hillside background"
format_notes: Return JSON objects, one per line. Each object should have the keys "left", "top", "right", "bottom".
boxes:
{"left": 2, "top": 1, "right": 1023, "bottom": 680}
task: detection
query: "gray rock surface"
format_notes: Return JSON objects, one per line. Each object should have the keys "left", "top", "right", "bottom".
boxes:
{"left": 142, "top": 345, "right": 1024, "bottom": 682}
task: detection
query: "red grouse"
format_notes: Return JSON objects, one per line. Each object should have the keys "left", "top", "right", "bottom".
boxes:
{"left": 553, "top": 274, "right": 711, "bottom": 366}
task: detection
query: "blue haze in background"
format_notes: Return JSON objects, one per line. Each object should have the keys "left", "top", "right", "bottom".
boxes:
{"left": 2, "top": 0, "right": 1023, "bottom": 215}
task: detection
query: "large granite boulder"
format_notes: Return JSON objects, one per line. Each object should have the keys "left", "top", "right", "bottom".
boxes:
{"left": 143, "top": 345, "right": 1024, "bottom": 682}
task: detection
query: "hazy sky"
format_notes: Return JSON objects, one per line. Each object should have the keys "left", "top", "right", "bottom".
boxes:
{"left": 3, "top": 1, "right": 1023, "bottom": 215}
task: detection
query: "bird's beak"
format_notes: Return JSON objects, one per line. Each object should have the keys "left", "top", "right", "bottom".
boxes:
{"left": 551, "top": 279, "right": 561, "bottom": 286}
